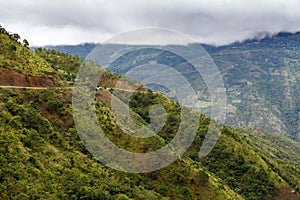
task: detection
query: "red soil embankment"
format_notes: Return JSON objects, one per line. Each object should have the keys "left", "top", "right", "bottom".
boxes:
{"left": 0, "top": 67, "right": 53, "bottom": 87}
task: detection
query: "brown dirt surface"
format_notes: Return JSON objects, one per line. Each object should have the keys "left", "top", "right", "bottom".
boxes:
{"left": 0, "top": 67, "right": 53, "bottom": 87}
{"left": 274, "top": 187, "right": 300, "bottom": 200}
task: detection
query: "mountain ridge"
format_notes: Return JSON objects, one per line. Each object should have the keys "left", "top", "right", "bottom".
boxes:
{"left": 33, "top": 31, "right": 300, "bottom": 56}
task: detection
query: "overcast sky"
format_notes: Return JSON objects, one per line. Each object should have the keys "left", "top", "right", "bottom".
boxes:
{"left": 1, "top": 0, "right": 300, "bottom": 46}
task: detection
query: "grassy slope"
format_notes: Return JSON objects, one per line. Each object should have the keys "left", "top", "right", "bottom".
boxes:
{"left": 0, "top": 33, "right": 53, "bottom": 76}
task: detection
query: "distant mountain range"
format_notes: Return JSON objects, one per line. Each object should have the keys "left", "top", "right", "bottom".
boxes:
{"left": 40, "top": 32, "right": 300, "bottom": 141}
{"left": 37, "top": 43, "right": 97, "bottom": 58}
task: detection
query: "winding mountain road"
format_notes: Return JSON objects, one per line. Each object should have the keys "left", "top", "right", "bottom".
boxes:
{"left": 0, "top": 86, "right": 143, "bottom": 93}
{"left": 0, "top": 86, "right": 73, "bottom": 90}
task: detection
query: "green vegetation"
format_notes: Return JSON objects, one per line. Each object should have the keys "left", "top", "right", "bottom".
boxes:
{"left": 50, "top": 33, "right": 300, "bottom": 141}
{"left": 1, "top": 25, "right": 300, "bottom": 199}
{"left": 0, "top": 25, "right": 53, "bottom": 76}
{"left": 0, "top": 87, "right": 243, "bottom": 200}
{"left": 34, "top": 47, "right": 83, "bottom": 80}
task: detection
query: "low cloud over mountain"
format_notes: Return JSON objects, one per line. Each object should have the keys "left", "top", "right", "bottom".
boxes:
{"left": 1, "top": 0, "right": 300, "bottom": 45}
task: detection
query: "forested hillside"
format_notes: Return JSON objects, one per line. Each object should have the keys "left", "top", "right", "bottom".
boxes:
{"left": 1, "top": 26, "right": 300, "bottom": 200}
{"left": 44, "top": 32, "right": 300, "bottom": 141}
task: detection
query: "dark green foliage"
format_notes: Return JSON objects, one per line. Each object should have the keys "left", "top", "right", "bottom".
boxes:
{"left": 45, "top": 100, "right": 63, "bottom": 113}
{"left": 129, "top": 91, "right": 157, "bottom": 123}
{"left": 239, "top": 168, "right": 276, "bottom": 200}
{"left": 198, "top": 170, "right": 209, "bottom": 185}
{"left": 8, "top": 44, "right": 17, "bottom": 52}
{"left": 22, "top": 39, "right": 29, "bottom": 48}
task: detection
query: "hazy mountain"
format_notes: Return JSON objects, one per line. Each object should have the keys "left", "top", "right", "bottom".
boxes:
{"left": 32, "top": 43, "right": 97, "bottom": 58}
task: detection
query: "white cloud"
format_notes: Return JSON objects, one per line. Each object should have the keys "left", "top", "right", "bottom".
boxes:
{"left": 1, "top": 0, "right": 300, "bottom": 46}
